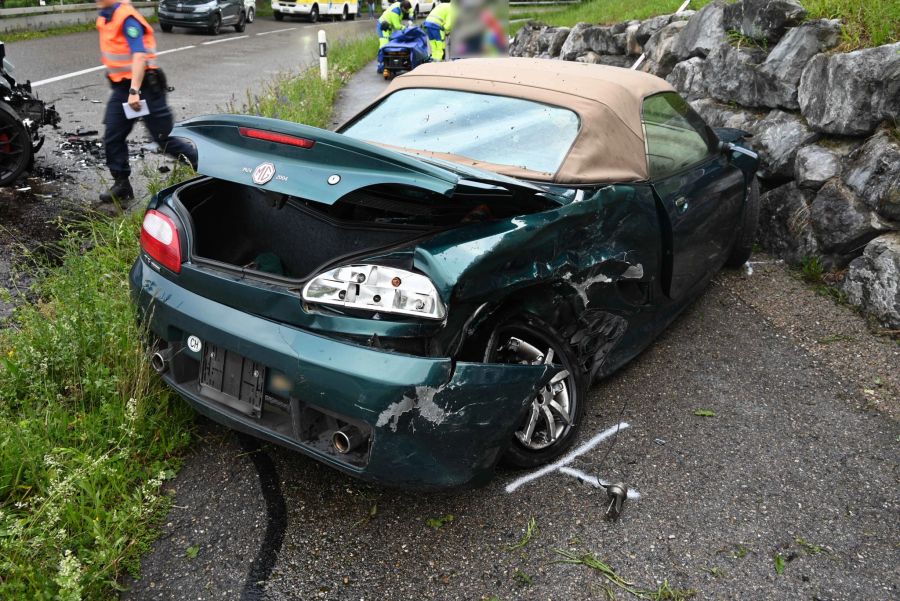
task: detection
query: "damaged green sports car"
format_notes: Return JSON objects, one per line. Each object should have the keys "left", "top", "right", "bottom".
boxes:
{"left": 130, "top": 58, "right": 760, "bottom": 488}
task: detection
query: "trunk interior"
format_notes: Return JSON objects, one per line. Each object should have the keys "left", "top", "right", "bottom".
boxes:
{"left": 178, "top": 179, "right": 440, "bottom": 280}
{"left": 176, "top": 177, "right": 558, "bottom": 280}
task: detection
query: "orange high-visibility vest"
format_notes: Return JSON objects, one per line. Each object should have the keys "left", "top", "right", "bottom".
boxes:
{"left": 96, "top": 3, "right": 158, "bottom": 82}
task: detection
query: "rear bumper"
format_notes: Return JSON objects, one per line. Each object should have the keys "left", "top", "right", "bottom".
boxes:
{"left": 130, "top": 257, "right": 551, "bottom": 488}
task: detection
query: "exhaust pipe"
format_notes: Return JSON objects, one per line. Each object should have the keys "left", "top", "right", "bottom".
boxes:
{"left": 332, "top": 426, "right": 366, "bottom": 454}
{"left": 150, "top": 349, "right": 171, "bottom": 375}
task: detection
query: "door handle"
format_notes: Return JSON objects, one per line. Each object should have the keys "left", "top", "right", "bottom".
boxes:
{"left": 674, "top": 196, "right": 689, "bottom": 212}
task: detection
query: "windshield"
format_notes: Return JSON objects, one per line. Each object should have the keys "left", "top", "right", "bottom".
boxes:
{"left": 342, "top": 89, "right": 580, "bottom": 175}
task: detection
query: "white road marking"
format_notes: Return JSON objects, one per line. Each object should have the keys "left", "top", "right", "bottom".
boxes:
{"left": 32, "top": 45, "right": 196, "bottom": 88}
{"left": 202, "top": 35, "right": 250, "bottom": 45}
{"left": 557, "top": 466, "right": 642, "bottom": 499}
{"left": 256, "top": 27, "right": 297, "bottom": 35}
{"left": 504, "top": 422, "right": 630, "bottom": 493}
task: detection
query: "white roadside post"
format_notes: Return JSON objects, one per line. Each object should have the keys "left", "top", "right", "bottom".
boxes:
{"left": 631, "top": 0, "right": 692, "bottom": 70}
{"left": 318, "top": 30, "right": 328, "bottom": 80}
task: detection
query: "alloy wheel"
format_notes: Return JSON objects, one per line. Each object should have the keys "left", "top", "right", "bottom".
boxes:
{"left": 0, "top": 105, "right": 31, "bottom": 186}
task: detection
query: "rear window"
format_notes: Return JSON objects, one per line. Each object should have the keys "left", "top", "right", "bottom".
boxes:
{"left": 342, "top": 88, "right": 580, "bottom": 175}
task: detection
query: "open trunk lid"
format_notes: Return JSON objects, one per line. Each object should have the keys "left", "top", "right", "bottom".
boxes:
{"left": 172, "top": 115, "right": 564, "bottom": 205}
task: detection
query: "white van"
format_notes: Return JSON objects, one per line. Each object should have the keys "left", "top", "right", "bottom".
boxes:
{"left": 272, "top": 0, "right": 359, "bottom": 22}
{"left": 379, "top": 0, "right": 435, "bottom": 20}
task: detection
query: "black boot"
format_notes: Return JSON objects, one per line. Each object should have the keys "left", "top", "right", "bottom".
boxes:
{"left": 99, "top": 172, "right": 134, "bottom": 203}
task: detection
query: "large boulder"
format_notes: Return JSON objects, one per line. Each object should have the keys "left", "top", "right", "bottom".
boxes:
{"left": 702, "top": 42, "right": 785, "bottom": 109}
{"left": 510, "top": 23, "right": 543, "bottom": 57}
{"left": 559, "top": 23, "right": 619, "bottom": 60}
{"left": 842, "top": 128, "right": 900, "bottom": 222}
{"left": 545, "top": 27, "right": 571, "bottom": 58}
{"left": 722, "top": 0, "right": 807, "bottom": 43}
{"left": 624, "top": 21, "right": 642, "bottom": 56}
{"left": 641, "top": 20, "right": 688, "bottom": 78}
{"left": 808, "top": 180, "right": 891, "bottom": 257}
{"left": 798, "top": 42, "right": 900, "bottom": 136}
{"left": 841, "top": 233, "right": 900, "bottom": 328}
{"left": 672, "top": 1, "right": 726, "bottom": 60}
{"left": 756, "top": 19, "right": 842, "bottom": 108}
{"left": 753, "top": 110, "right": 818, "bottom": 180}
{"left": 757, "top": 181, "right": 819, "bottom": 264}
{"left": 690, "top": 98, "right": 761, "bottom": 131}
{"left": 794, "top": 144, "right": 841, "bottom": 190}
{"left": 575, "top": 52, "right": 632, "bottom": 68}
{"left": 667, "top": 57, "right": 707, "bottom": 100}
{"left": 635, "top": 14, "right": 674, "bottom": 46}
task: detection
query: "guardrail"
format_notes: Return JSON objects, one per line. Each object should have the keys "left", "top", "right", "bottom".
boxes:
{"left": 0, "top": 1, "right": 156, "bottom": 34}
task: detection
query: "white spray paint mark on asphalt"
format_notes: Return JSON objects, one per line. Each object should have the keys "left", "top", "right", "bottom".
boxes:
{"left": 558, "top": 466, "right": 642, "bottom": 499}
{"left": 505, "top": 422, "right": 629, "bottom": 493}
{"left": 202, "top": 35, "right": 249, "bottom": 45}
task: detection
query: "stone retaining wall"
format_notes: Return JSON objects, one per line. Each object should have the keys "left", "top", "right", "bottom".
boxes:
{"left": 511, "top": 0, "right": 900, "bottom": 328}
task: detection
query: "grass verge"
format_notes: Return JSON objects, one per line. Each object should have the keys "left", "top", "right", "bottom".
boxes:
{"left": 0, "top": 37, "right": 377, "bottom": 600}
{"left": 1, "top": 15, "right": 160, "bottom": 44}
{"left": 229, "top": 35, "right": 378, "bottom": 127}
{"left": 512, "top": 0, "right": 897, "bottom": 48}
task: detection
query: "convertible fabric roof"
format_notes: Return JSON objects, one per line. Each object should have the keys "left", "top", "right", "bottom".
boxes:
{"left": 374, "top": 57, "right": 676, "bottom": 184}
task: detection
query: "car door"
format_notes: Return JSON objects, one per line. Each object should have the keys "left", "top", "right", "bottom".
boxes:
{"left": 220, "top": 0, "right": 236, "bottom": 22}
{"left": 643, "top": 92, "right": 745, "bottom": 300}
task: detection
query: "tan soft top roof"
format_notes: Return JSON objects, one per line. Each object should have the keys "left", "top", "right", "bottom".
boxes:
{"left": 368, "top": 57, "right": 675, "bottom": 184}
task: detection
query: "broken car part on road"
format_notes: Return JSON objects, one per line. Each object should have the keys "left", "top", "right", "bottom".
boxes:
{"left": 0, "top": 42, "right": 60, "bottom": 186}
{"left": 130, "top": 58, "right": 760, "bottom": 488}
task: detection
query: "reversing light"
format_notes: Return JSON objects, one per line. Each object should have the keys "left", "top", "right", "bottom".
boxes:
{"left": 238, "top": 127, "right": 315, "bottom": 148}
{"left": 302, "top": 265, "right": 445, "bottom": 320}
{"left": 140, "top": 210, "right": 182, "bottom": 273}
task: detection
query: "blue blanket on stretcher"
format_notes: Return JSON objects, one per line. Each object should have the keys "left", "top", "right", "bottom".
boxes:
{"left": 377, "top": 26, "right": 432, "bottom": 73}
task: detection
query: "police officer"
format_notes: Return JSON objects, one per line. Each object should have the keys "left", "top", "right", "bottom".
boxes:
{"left": 424, "top": 0, "right": 456, "bottom": 61}
{"left": 96, "top": 0, "right": 196, "bottom": 203}
{"left": 377, "top": 0, "right": 413, "bottom": 48}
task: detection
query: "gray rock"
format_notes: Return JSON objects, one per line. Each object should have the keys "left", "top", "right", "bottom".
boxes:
{"left": 757, "top": 181, "right": 819, "bottom": 265}
{"left": 673, "top": 1, "right": 726, "bottom": 60}
{"left": 690, "top": 98, "right": 761, "bottom": 131}
{"left": 635, "top": 14, "right": 673, "bottom": 46}
{"left": 798, "top": 42, "right": 900, "bottom": 136}
{"left": 545, "top": 27, "right": 571, "bottom": 58}
{"left": 575, "top": 52, "right": 632, "bottom": 68}
{"left": 723, "top": 0, "right": 807, "bottom": 43}
{"left": 703, "top": 42, "right": 785, "bottom": 109}
{"left": 641, "top": 20, "right": 688, "bottom": 78}
{"left": 794, "top": 144, "right": 841, "bottom": 190}
{"left": 756, "top": 19, "right": 842, "bottom": 108}
{"left": 841, "top": 233, "right": 900, "bottom": 328}
{"left": 667, "top": 57, "right": 707, "bottom": 100}
{"left": 753, "top": 109, "right": 818, "bottom": 179}
{"left": 625, "top": 22, "right": 642, "bottom": 56}
{"left": 510, "top": 23, "right": 543, "bottom": 57}
{"left": 842, "top": 128, "right": 900, "bottom": 222}
{"left": 809, "top": 180, "right": 890, "bottom": 256}
{"left": 559, "top": 23, "right": 620, "bottom": 60}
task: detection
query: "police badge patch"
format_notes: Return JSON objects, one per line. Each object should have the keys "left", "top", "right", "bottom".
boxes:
{"left": 126, "top": 25, "right": 141, "bottom": 38}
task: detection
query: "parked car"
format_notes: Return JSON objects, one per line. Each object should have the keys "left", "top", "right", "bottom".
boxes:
{"left": 380, "top": 0, "right": 433, "bottom": 19}
{"left": 158, "top": 0, "right": 248, "bottom": 34}
{"left": 245, "top": 0, "right": 256, "bottom": 21}
{"left": 0, "top": 42, "right": 59, "bottom": 186}
{"left": 131, "top": 58, "right": 759, "bottom": 488}
{"left": 272, "top": 0, "right": 357, "bottom": 22}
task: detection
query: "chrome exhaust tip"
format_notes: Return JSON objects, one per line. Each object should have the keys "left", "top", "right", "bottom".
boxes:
{"left": 332, "top": 426, "right": 365, "bottom": 454}
{"left": 150, "top": 350, "right": 169, "bottom": 375}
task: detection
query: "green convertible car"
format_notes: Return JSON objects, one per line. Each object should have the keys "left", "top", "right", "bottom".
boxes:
{"left": 131, "top": 58, "right": 760, "bottom": 488}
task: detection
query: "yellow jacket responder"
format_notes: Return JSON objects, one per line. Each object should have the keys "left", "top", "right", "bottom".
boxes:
{"left": 96, "top": 3, "right": 158, "bottom": 82}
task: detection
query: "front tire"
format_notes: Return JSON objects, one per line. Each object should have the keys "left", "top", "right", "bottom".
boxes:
{"left": 340, "top": 4, "right": 348, "bottom": 20}
{"left": 273, "top": 10, "right": 284, "bottom": 20}
{"left": 726, "top": 176, "right": 760, "bottom": 267}
{"left": 0, "top": 101, "right": 32, "bottom": 187}
{"left": 160, "top": 22, "right": 174, "bottom": 32}
{"left": 208, "top": 12, "right": 222, "bottom": 34}
{"left": 308, "top": 4, "right": 318, "bottom": 22}
{"left": 234, "top": 10, "right": 247, "bottom": 31}
{"left": 485, "top": 318, "right": 586, "bottom": 468}
{"left": 246, "top": 6, "right": 255, "bottom": 22}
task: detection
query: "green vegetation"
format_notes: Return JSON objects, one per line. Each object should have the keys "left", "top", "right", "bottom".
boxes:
{"left": 0, "top": 38, "right": 377, "bottom": 599}
{"left": 773, "top": 552, "right": 786, "bottom": 574}
{"left": 693, "top": 409, "right": 716, "bottom": 417}
{"left": 0, "top": 16, "right": 159, "bottom": 44}
{"left": 512, "top": 0, "right": 898, "bottom": 48}
{"left": 230, "top": 36, "right": 379, "bottom": 128}
{"left": 425, "top": 513, "right": 455, "bottom": 529}
{"left": 554, "top": 549, "right": 696, "bottom": 600}
{"left": 506, "top": 516, "right": 538, "bottom": 551}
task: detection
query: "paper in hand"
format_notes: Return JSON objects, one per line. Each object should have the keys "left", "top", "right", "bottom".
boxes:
{"left": 122, "top": 100, "right": 150, "bottom": 119}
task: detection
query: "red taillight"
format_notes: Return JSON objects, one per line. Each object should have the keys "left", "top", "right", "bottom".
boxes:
{"left": 238, "top": 127, "right": 315, "bottom": 148}
{"left": 140, "top": 210, "right": 182, "bottom": 273}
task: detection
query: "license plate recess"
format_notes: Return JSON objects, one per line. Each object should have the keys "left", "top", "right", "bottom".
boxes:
{"left": 199, "top": 343, "right": 266, "bottom": 418}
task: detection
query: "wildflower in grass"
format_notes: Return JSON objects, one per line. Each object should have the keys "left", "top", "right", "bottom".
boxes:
{"left": 54, "top": 550, "right": 84, "bottom": 601}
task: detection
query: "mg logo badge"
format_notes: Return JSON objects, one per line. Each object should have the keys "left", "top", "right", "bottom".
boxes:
{"left": 251, "top": 162, "right": 276, "bottom": 185}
